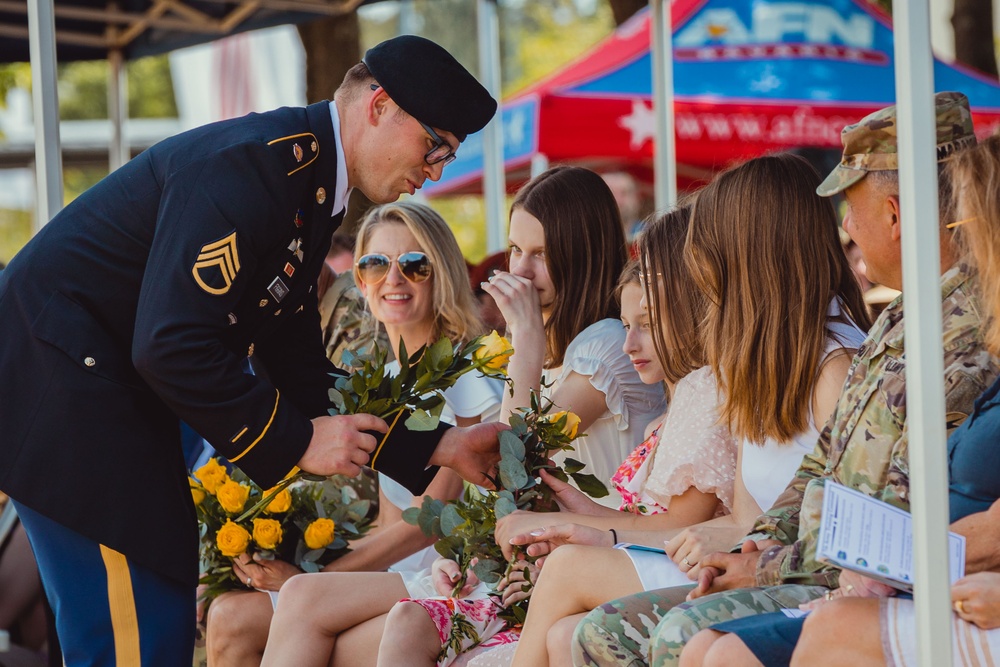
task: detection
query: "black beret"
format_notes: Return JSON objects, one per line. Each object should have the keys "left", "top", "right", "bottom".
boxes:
{"left": 363, "top": 35, "right": 498, "bottom": 143}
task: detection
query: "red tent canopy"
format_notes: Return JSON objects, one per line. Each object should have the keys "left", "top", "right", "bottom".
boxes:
{"left": 427, "top": 0, "right": 1000, "bottom": 196}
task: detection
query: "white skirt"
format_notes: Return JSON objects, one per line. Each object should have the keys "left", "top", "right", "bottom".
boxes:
{"left": 882, "top": 598, "right": 1000, "bottom": 667}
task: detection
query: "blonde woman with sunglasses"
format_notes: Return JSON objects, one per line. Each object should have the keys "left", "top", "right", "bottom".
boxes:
{"left": 212, "top": 202, "right": 502, "bottom": 667}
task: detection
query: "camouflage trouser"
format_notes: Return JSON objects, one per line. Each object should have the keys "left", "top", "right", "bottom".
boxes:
{"left": 571, "top": 585, "right": 694, "bottom": 667}
{"left": 647, "top": 584, "right": 827, "bottom": 667}
{"left": 571, "top": 584, "right": 826, "bottom": 667}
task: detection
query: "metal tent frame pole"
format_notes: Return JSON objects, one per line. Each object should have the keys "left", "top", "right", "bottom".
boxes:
{"left": 108, "top": 47, "right": 130, "bottom": 171}
{"left": 478, "top": 0, "right": 506, "bottom": 254}
{"left": 650, "top": 0, "right": 676, "bottom": 210}
{"left": 27, "top": 0, "right": 63, "bottom": 230}
{"left": 893, "top": 2, "right": 954, "bottom": 666}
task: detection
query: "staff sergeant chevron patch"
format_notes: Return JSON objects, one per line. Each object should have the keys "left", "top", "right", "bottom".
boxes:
{"left": 192, "top": 231, "right": 241, "bottom": 295}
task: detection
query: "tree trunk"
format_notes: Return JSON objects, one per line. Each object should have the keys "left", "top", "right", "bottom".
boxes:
{"left": 606, "top": 0, "right": 646, "bottom": 26}
{"left": 297, "top": 11, "right": 362, "bottom": 104}
{"left": 297, "top": 11, "right": 373, "bottom": 231}
{"left": 952, "top": 0, "right": 998, "bottom": 78}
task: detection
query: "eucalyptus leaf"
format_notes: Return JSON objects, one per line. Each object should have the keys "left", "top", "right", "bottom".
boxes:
{"left": 471, "top": 559, "right": 503, "bottom": 584}
{"left": 494, "top": 496, "right": 517, "bottom": 519}
{"left": 499, "top": 457, "right": 529, "bottom": 489}
{"left": 499, "top": 430, "right": 526, "bottom": 461}
{"left": 433, "top": 536, "right": 465, "bottom": 560}
{"left": 300, "top": 561, "right": 320, "bottom": 573}
{"left": 401, "top": 507, "right": 421, "bottom": 526}
{"left": 570, "top": 472, "right": 610, "bottom": 498}
{"left": 302, "top": 548, "right": 325, "bottom": 563}
{"left": 440, "top": 504, "right": 466, "bottom": 536}
{"left": 329, "top": 389, "right": 346, "bottom": 414}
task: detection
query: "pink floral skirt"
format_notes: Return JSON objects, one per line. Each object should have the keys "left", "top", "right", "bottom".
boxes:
{"left": 403, "top": 596, "right": 521, "bottom": 667}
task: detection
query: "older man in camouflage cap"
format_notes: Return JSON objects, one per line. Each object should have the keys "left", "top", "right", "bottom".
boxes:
{"left": 569, "top": 92, "right": 1000, "bottom": 667}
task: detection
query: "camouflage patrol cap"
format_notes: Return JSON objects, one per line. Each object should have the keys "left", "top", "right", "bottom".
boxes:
{"left": 816, "top": 91, "right": 976, "bottom": 197}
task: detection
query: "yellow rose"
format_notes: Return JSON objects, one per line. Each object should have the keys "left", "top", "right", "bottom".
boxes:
{"left": 264, "top": 487, "right": 292, "bottom": 514}
{"left": 474, "top": 330, "right": 513, "bottom": 373}
{"left": 303, "top": 518, "right": 336, "bottom": 550}
{"left": 194, "top": 459, "right": 228, "bottom": 495}
{"left": 216, "top": 480, "right": 250, "bottom": 514}
{"left": 189, "top": 478, "right": 206, "bottom": 506}
{"left": 549, "top": 411, "right": 581, "bottom": 439}
{"left": 216, "top": 520, "right": 251, "bottom": 558}
{"left": 252, "top": 518, "right": 284, "bottom": 550}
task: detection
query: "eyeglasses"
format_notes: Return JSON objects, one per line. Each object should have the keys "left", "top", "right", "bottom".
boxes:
{"left": 370, "top": 83, "right": 457, "bottom": 166}
{"left": 355, "top": 251, "right": 433, "bottom": 285}
{"left": 417, "top": 121, "right": 458, "bottom": 166}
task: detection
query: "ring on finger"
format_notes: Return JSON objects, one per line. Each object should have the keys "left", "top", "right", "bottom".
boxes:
{"left": 825, "top": 590, "right": 834, "bottom": 601}
{"left": 246, "top": 576, "right": 253, "bottom": 588}
{"left": 682, "top": 558, "right": 691, "bottom": 568}
{"left": 955, "top": 599, "right": 966, "bottom": 614}
{"left": 844, "top": 584, "right": 855, "bottom": 595}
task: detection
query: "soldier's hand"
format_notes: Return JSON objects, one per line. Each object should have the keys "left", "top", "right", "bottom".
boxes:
{"left": 298, "top": 414, "right": 388, "bottom": 477}
{"left": 428, "top": 421, "right": 506, "bottom": 487}
{"left": 686, "top": 541, "right": 764, "bottom": 600}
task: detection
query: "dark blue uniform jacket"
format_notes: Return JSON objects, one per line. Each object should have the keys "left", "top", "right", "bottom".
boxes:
{"left": 0, "top": 101, "right": 443, "bottom": 585}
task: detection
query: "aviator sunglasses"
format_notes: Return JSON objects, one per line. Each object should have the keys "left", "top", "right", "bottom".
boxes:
{"left": 355, "top": 251, "right": 434, "bottom": 285}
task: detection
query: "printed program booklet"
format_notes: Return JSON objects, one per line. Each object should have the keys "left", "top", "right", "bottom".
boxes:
{"left": 817, "top": 481, "right": 965, "bottom": 593}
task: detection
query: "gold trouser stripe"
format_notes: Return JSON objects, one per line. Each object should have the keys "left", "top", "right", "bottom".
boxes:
{"left": 231, "top": 391, "right": 280, "bottom": 462}
{"left": 99, "top": 545, "right": 141, "bottom": 667}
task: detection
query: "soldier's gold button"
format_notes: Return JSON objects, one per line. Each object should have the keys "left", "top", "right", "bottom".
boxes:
{"left": 293, "top": 144, "right": 304, "bottom": 162}
{"left": 316, "top": 187, "right": 327, "bottom": 204}
{"left": 310, "top": 141, "right": 318, "bottom": 153}
{"left": 248, "top": 344, "right": 255, "bottom": 357}
{"left": 274, "top": 309, "right": 282, "bottom": 317}
{"left": 84, "top": 356, "right": 96, "bottom": 367}
{"left": 259, "top": 299, "right": 268, "bottom": 307}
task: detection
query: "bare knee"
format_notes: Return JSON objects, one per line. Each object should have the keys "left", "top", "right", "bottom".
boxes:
{"left": 547, "top": 615, "right": 583, "bottom": 665}
{"left": 703, "top": 633, "right": 762, "bottom": 667}
{"left": 678, "top": 629, "right": 724, "bottom": 667}
{"left": 384, "top": 601, "right": 437, "bottom": 636}
{"left": 381, "top": 602, "right": 439, "bottom": 660}
{"left": 790, "top": 601, "right": 841, "bottom": 666}
{"left": 206, "top": 592, "right": 271, "bottom": 664}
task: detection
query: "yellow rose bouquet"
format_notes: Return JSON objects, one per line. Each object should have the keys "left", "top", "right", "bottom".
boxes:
{"left": 193, "top": 459, "right": 375, "bottom": 603}
{"left": 238, "top": 331, "right": 514, "bottom": 521}
{"left": 404, "top": 390, "right": 608, "bottom": 640}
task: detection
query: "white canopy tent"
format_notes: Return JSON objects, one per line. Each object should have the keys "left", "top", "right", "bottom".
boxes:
{"left": 23, "top": 0, "right": 961, "bottom": 662}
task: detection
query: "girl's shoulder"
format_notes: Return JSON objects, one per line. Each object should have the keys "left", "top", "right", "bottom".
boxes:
{"left": 565, "top": 319, "right": 626, "bottom": 358}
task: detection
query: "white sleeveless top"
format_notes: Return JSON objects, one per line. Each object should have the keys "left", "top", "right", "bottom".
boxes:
{"left": 740, "top": 300, "right": 868, "bottom": 512}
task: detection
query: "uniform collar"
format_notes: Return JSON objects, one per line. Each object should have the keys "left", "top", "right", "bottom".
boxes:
{"left": 328, "top": 101, "right": 351, "bottom": 217}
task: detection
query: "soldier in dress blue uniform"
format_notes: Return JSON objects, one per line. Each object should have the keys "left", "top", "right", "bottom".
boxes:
{"left": 0, "top": 36, "right": 499, "bottom": 666}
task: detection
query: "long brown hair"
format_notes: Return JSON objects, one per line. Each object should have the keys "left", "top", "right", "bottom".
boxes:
{"left": 637, "top": 207, "right": 707, "bottom": 384}
{"left": 950, "top": 134, "right": 1000, "bottom": 355}
{"left": 511, "top": 166, "right": 628, "bottom": 368}
{"left": 686, "top": 153, "right": 871, "bottom": 444}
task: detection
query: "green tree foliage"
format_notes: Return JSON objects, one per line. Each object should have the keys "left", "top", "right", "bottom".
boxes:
{"left": 57, "top": 55, "right": 177, "bottom": 120}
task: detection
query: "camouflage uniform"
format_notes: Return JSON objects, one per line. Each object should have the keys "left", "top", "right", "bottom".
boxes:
{"left": 318, "top": 270, "right": 388, "bottom": 370}
{"left": 572, "top": 92, "right": 999, "bottom": 667}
